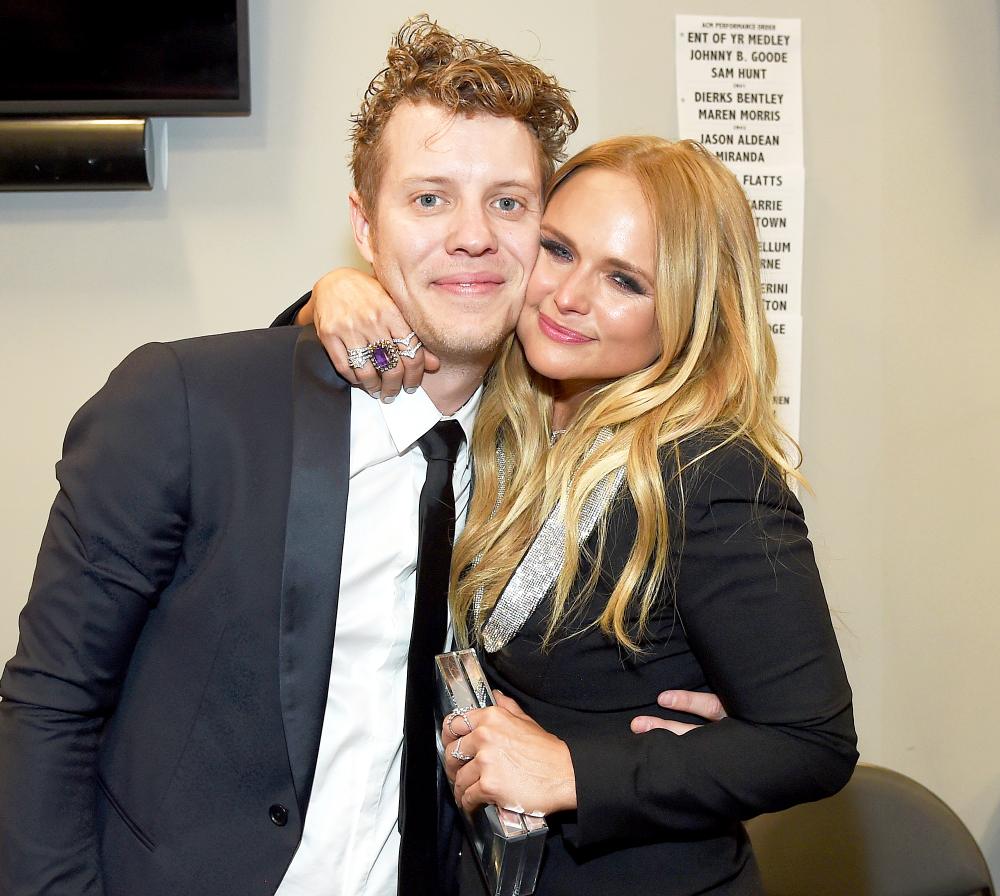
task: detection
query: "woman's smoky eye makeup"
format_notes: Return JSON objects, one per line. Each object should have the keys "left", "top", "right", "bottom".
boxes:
{"left": 541, "top": 233, "right": 651, "bottom": 296}
{"left": 540, "top": 237, "right": 572, "bottom": 261}
{"left": 610, "top": 272, "right": 647, "bottom": 295}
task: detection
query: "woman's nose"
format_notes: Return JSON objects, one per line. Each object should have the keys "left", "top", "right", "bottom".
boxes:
{"left": 551, "top": 270, "right": 590, "bottom": 315}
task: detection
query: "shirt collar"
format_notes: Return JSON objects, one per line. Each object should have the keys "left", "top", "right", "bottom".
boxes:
{"left": 377, "top": 384, "right": 482, "bottom": 455}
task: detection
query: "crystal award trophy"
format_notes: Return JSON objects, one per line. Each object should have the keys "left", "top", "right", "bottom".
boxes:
{"left": 434, "top": 649, "right": 547, "bottom": 896}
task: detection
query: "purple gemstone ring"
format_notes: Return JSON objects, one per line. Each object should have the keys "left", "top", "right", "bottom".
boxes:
{"left": 368, "top": 339, "right": 401, "bottom": 374}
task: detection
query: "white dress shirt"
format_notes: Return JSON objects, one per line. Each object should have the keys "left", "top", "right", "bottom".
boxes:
{"left": 274, "top": 384, "right": 479, "bottom": 896}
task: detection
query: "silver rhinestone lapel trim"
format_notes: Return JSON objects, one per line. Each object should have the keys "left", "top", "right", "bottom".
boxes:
{"left": 477, "top": 427, "right": 625, "bottom": 652}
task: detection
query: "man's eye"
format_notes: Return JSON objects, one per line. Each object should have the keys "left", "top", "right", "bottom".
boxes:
{"left": 416, "top": 194, "right": 441, "bottom": 208}
{"left": 540, "top": 238, "right": 572, "bottom": 262}
{"left": 494, "top": 197, "right": 522, "bottom": 213}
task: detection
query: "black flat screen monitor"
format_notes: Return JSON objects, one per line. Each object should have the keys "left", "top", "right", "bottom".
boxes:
{"left": 0, "top": 2, "right": 250, "bottom": 116}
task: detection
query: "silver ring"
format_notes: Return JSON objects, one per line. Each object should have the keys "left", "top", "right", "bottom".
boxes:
{"left": 451, "top": 737, "right": 474, "bottom": 763}
{"left": 399, "top": 340, "right": 423, "bottom": 360}
{"left": 392, "top": 331, "right": 417, "bottom": 348}
{"left": 368, "top": 339, "right": 400, "bottom": 373}
{"left": 346, "top": 346, "right": 370, "bottom": 370}
{"left": 445, "top": 706, "right": 475, "bottom": 738}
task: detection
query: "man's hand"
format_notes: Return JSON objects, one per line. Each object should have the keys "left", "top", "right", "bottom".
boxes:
{"left": 299, "top": 268, "right": 438, "bottom": 401}
{"left": 630, "top": 690, "right": 727, "bottom": 735}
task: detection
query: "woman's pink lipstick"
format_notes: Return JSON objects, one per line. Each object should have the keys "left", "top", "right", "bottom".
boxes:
{"left": 537, "top": 312, "right": 594, "bottom": 344}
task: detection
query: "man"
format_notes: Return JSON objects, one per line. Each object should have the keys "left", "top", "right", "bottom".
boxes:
{"left": 0, "top": 16, "right": 724, "bottom": 896}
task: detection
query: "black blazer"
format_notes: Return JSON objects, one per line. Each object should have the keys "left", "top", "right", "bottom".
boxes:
{"left": 476, "top": 438, "right": 858, "bottom": 895}
{"left": 0, "top": 326, "right": 353, "bottom": 896}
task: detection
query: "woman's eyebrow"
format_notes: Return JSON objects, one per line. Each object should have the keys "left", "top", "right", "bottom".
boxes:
{"left": 540, "top": 224, "right": 577, "bottom": 249}
{"left": 607, "top": 256, "right": 653, "bottom": 282}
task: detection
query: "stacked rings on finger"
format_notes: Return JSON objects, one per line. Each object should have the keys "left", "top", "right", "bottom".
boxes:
{"left": 445, "top": 706, "right": 474, "bottom": 738}
{"left": 369, "top": 338, "right": 401, "bottom": 373}
{"left": 393, "top": 331, "right": 424, "bottom": 360}
{"left": 450, "top": 737, "right": 474, "bottom": 763}
{"left": 347, "top": 346, "right": 371, "bottom": 370}
{"left": 399, "top": 339, "right": 423, "bottom": 360}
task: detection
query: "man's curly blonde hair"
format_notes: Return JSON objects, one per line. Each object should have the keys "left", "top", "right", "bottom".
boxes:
{"left": 351, "top": 16, "right": 578, "bottom": 215}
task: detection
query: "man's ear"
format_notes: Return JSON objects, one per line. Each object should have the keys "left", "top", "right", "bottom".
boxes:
{"left": 348, "top": 190, "right": 375, "bottom": 264}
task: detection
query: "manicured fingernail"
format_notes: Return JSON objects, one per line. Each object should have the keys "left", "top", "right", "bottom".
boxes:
{"left": 405, "top": 387, "right": 417, "bottom": 394}
{"left": 382, "top": 394, "right": 395, "bottom": 404}
{"left": 370, "top": 390, "right": 380, "bottom": 399}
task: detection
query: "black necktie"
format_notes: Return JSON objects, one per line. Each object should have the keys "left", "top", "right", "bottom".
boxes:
{"left": 399, "top": 419, "right": 466, "bottom": 896}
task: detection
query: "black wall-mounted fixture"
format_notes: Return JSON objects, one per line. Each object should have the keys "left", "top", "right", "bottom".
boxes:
{"left": 0, "top": 1, "right": 249, "bottom": 191}
{"left": 0, "top": 119, "right": 153, "bottom": 191}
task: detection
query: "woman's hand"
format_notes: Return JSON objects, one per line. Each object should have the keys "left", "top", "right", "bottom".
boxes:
{"left": 297, "top": 267, "right": 438, "bottom": 400}
{"left": 441, "top": 692, "right": 576, "bottom": 816}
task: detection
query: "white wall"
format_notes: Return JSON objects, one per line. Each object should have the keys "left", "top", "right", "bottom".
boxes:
{"left": 2, "top": 0, "right": 998, "bottom": 880}
{"left": 879, "top": 0, "right": 1000, "bottom": 867}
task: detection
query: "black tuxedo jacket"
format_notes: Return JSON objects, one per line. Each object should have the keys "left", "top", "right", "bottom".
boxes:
{"left": 0, "top": 325, "right": 354, "bottom": 896}
{"left": 477, "top": 438, "right": 858, "bottom": 895}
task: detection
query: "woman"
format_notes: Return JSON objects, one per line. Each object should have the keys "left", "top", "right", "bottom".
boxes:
{"left": 297, "top": 137, "right": 856, "bottom": 894}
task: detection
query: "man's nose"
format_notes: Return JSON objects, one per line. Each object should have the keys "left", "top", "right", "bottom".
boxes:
{"left": 445, "top": 203, "right": 498, "bottom": 256}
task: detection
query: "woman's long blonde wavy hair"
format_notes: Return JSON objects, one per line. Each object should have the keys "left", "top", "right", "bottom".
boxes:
{"left": 450, "top": 136, "right": 800, "bottom": 652}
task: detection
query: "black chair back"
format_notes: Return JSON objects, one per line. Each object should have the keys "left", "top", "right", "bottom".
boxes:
{"left": 747, "top": 763, "right": 995, "bottom": 896}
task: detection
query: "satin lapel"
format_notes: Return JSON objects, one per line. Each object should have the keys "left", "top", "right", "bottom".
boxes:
{"left": 279, "top": 327, "right": 351, "bottom": 816}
